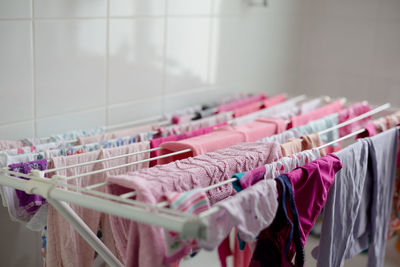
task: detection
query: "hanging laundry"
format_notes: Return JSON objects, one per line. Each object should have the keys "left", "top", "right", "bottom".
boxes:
{"left": 106, "top": 142, "right": 282, "bottom": 267}
{"left": 158, "top": 117, "right": 286, "bottom": 164}
{"left": 163, "top": 188, "right": 210, "bottom": 264}
{"left": 281, "top": 133, "right": 325, "bottom": 156}
{"left": 250, "top": 154, "right": 342, "bottom": 267}
{"left": 290, "top": 100, "right": 343, "bottom": 127}
{"left": 46, "top": 141, "right": 150, "bottom": 267}
{"left": 313, "top": 127, "right": 398, "bottom": 267}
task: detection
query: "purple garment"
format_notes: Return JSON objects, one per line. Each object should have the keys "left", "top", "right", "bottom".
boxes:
{"left": 8, "top": 159, "right": 48, "bottom": 215}
{"left": 313, "top": 127, "right": 399, "bottom": 267}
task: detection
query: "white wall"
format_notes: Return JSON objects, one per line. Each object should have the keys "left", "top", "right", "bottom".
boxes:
{"left": 0, "top": 0, "right": 304, "bottom": 140}
{"left": 295, "top": 0, "right": 400, "bottom": 107}
{"left": 0, "top": 0, "right": 398, "bottom": 141}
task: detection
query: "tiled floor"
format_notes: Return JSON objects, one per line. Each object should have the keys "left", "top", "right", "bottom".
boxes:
{"left": 181, "top": 235, "right": 400, "bottom": 267}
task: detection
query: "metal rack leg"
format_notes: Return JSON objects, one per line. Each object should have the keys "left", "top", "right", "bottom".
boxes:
{"left": 48, "top": 199, "right": 123, "bottom": 267}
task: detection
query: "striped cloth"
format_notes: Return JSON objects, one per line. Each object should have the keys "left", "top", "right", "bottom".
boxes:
{"left": 163, "top": 188, "right": 210, "bottom": 264}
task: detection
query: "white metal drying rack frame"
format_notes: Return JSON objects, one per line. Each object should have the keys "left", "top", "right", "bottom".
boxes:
{"left": 0, "top": 101, "right": 392, "bottom": 267}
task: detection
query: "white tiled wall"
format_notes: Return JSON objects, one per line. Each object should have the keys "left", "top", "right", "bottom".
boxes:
{"left": 0, "top": 0, "right": 399, "bottom": 140}
{"left": 0, "top": 0, "right": 302, "bottom": 139}
{"left": 295, "top": 0, "right": 400, "bottom": 107}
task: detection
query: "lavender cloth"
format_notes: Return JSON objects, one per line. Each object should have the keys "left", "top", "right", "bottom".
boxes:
{"left": 313, "top": 127, "right": 399, "bottom": 267}
{"left": 198, "top": 179, "right": 279, "bottom": 251}
{"left": 8, "top": 159, "right": 48, "bottom": 215}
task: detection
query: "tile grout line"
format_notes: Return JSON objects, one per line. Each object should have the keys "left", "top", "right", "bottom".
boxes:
{"left": 105, "top": 0, "right": 110, "bottom": 127}
{"left": 161, "top": 0, "right": 168, "bottom": 115}
{"left": 207, "top": 0, "right": 215, "bottom": 86}
{"left": 31, "top": 0, "right": 37, "bottom": 138}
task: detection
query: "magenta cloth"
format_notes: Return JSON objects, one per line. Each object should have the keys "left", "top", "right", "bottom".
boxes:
{"left": 158, "top": 117, "right": 286, "bottom": 164}
{"left": 286, "top": 154, "right": 342, "bottom": 249}
{"left": 8, "top": 159, "right": 48, "bottom": 215}
{"left": 217, "top": 93, "right": 267, "bottom": 113}
{"left": 338, "top": 102, "right": 372, "bottom": 137}
{"left": 356, "top": 122, "right": 377, "bottom": 139}
{"left": 107, "top": 142, "right": 282, "bottom": 267}
{"left": 149, "top": 122, "right": 227, "bottom": 166}
{"left": 290, "top": 100, "right": 344, "bottom": 128}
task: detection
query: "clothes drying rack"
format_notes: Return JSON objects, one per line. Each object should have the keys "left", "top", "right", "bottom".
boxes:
{"left": 0, "top": 97, "right": 394, "bottom": 267}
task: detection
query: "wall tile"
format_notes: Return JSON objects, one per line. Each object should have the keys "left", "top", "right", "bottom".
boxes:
{"left": 108, "top": 18, "right": 164, "bottom": 104}
{"left": 0, "top": 21, "right": 33, "bottom": 124}
{"left": 167, "top": 0, "right": 212, "bottom": 16}
{"left": 163, "top": 88, "right": 222, "bottom": 113}
{"left": 323, "top": 0, "right": 379, "bottom": 20}
{"left": 34, "top": 0, "right": 107, "bottom": 18}
{"left": 0, "top": 0, "right": 31, "bottom": 19}
{"left": 0, "top": 121, "right": 35, "bottom": 140}
{"left": 368, "top": 77, "right": 400, "bottom": 106}
{"left": 35, "top": 108, "right": 106, "bottom": 137}
{"left": 379, "top": 0, "right": 400, "bottom": 21}
{"left": 300, "top": 16, "right": 375, "bottom": 75}
{"left": 107, "top": 97, "right": 163, "bottom": 125}
{"left": 372, "top": 21, "right": 400, "bottom": 80}
{"left": 110, "top": 0, "right": 165, "bottom": 17}
{"left": 35, "top": 20, "right": 106, "bottom": 117}
{"left": 213, "top": 0, "right": 244, "bottom": 15}
{"left": 165, "top": 17, "right": 211, "bottom": 94}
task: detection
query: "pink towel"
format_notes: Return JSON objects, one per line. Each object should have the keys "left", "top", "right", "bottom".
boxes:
{"left": 106, "top": 142, "right": 282, "bottom": 267}
{"left": 150, "top": 122, "right": 227, "bottom": 166}
{"left": 77, "top": 124, "right": 155, "bottom": 145}
{"left": 46, "top": 141, "right": 150, "bottom": 267}
{"left": 217, "top": 93, "right": 267, "bottom": 113}
{"left": 0, "top": 140, "right": 24, "bottom": 150}
{"left": 158, "top": 118, "right": 286, "bottom": 164}
{"left": 290, "top": 100, "right": 344, "bottom": 128}
{"left": 262, "top": 93, "right": 286, "bottom": 108}
{"left": 338, "top": 102, "right": 371, "bottom": 137}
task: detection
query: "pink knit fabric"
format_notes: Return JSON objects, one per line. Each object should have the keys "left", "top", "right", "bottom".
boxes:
{"left": 107, "top": 142, "right": 283, "bottom": 267}
{"left": 0, "top": 140, "right": 24, "bottom": 150}
{"left": 46, "top": 141, "right": 150, "bottom": 267}
{"left": 76, "top": 124, "right": 155, "bottom": 145}
{"left": 217, "top": 93, "right": 267, "bottom": 113}
{"left": 290, "top": 100, "right": 344, "bottom": 128}
{"left": 338, "top": 102, "right": 372, "bottom": 137}
{"left": 158, "top": 118, "right": 286, "bottom": 164}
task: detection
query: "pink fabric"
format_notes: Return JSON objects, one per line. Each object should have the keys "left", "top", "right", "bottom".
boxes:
{"left": 286, "top": 154, "right": 342, "bottom": 249}
{"left": 234, "top": 237, "right": 253, "bottom": 267}
{"left": 218, "top": 237, "right": 232, "bottom": 267}
{"left": 290, "top": 100, "right": 344, "bottom": 128}
{"left": 338, "top": 102, "right": 372, "bottom": 137}
{"left": 46, "top": 142, "right": 150, "bottom": 267}
{"left": 158, "top": 118, "right": 286, "bottom": 164}
{"left": 107, "top": 142, "right": 282, "bottom": 267}
{"left": 217, "top": 93, "right": 267, "bottom": 113}
{"left": 233, "top": 103, "right": 262, "bottom": 118}
{"left": 77, "top": 124, "right": 154, "bottom": 145}
{"left": 262, "top": 93, "right": 286, "bottom": 108}
{"left": 0, "top": 140, "right": 24, "bottom": 150}
{"left": 150, "top": 122, "right": 227, "bottom": 166}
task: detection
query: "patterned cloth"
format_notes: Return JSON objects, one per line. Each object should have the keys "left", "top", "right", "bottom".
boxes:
{"left": 163, "top": 188, "right": 210, "bottom": 264}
